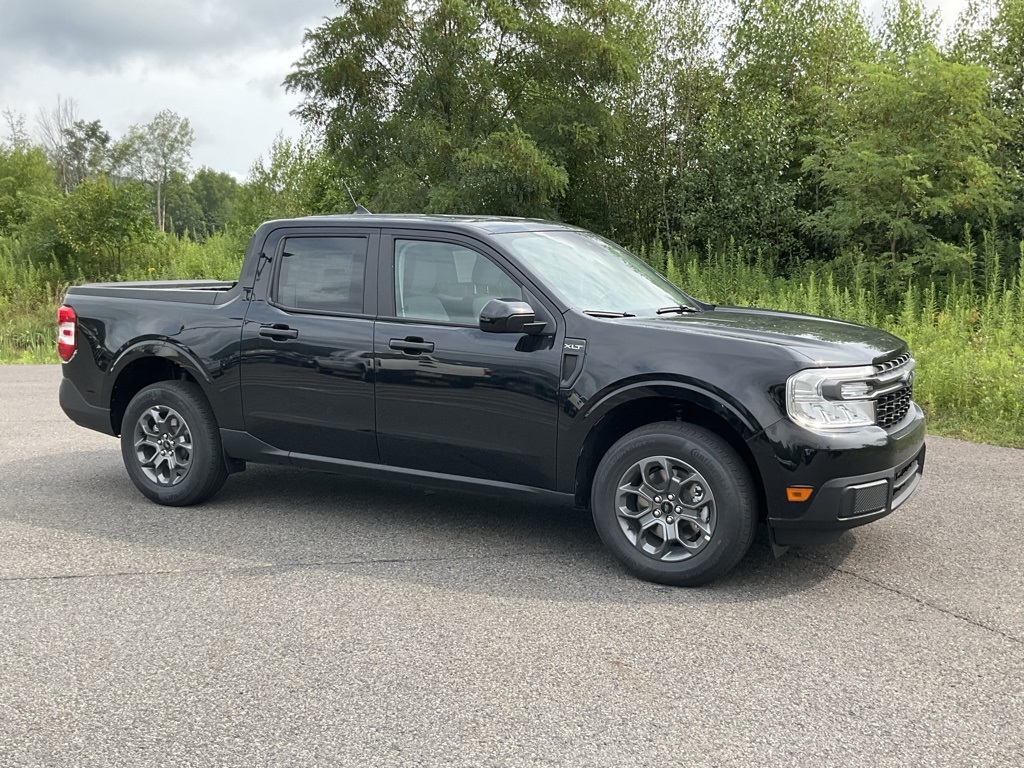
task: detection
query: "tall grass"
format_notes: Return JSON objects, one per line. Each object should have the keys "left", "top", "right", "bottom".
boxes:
{"left": 636, "top": 237, "right": 1024, "bottom": 448}
{"left": 117, "top": 230, "right": 249, "bottom": 282}
{"left": 0, "top": 239, "right": 68, "bottom": 364}
{"left": 3, "top": 230, "right": 1022, "bottom": 447}
{"left": 0, "top": 231, "right": 247, "bottom": 364}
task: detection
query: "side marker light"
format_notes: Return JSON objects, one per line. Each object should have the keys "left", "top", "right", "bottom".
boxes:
{"left": 787, "top": 487, "right": 814, "bottom": 503}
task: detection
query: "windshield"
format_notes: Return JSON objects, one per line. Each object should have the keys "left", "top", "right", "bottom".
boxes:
{"left": 497, "top": 230, "right": 699, "bottom": 315}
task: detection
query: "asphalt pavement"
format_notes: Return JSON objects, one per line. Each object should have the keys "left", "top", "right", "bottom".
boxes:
{"left": 0, "top": 365, "right": 1021, "bottom": 767}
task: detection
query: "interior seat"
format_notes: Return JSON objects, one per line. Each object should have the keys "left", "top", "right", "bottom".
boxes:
{"left": 471, "top": 257, "right": 522, "bottom": 319}
{"left": 401, "top": 255, "right": 450, "bottom": 322}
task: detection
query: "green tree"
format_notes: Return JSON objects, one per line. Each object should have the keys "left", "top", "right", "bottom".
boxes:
{"left": 113, "top": 110, "right": 194, "bottom": 231}
{"left": 232, "top": 134, "right": 344, "bottom": 232}
{"left": 953, "top": 0, "right": 1024, "bottom": 242}
{"left": 880, "top": 0, "right": 940, "bottom": 66}
{"left": 725, "top": 0, "right": 874, "bottom": 258}
{"left": 0, "top": 145, "right": 58, "bottom": 235}
{"left": 163, "top": 171, "right": 204, "bottom": 238}
{"left": 686, "top": 91, "right": 804, "bottom": 258}
{"left": 189, "top": 167, "right": 239, "bottom": 237}
{"left": 64, "top": 119, "right": 112, "bottom": 188}
{"left": 594, "top": 0, "right": 725, "bottom": 245}
{"left": 803, "top": 47, "right": 1005, "bottom": 267}
{"left": 55, "top": 178, "right": 154, "bottom": 276}
{"left": 284, "top": 0, "right": 638, "bottom": 218}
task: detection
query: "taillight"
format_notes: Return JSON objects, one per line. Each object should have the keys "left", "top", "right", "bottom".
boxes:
{"left": 58, "top": 305, "right": 77, "bottom": 362}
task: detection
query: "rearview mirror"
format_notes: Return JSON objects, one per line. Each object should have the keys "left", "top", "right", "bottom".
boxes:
{"left": 479, "top": 299, "right": 547, "bottom": 335}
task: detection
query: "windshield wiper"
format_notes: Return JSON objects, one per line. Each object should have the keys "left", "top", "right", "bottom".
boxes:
{"left": 583, "top": 310, "right": 635, "bottom": 318}
{"left": 656, "top": 305, "right": 701, "bottom": 315}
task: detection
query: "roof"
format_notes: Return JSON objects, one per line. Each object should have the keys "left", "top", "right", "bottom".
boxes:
{"left": 263, "top": 213, "right": 585, "bottom": 235}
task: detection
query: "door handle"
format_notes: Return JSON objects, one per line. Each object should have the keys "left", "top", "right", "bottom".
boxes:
{"left": 389, "top": 337, "right": 434, "bottom": 354}
{"left": 259, "top": 324, "right": 299, "bottom": 340}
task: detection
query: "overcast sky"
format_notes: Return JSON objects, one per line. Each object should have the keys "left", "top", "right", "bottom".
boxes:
{"left": 0, "top": 0, "right": 971, "bottom": 180}
{"left": 0, "top": 0, "right": 338, "bottom": 178}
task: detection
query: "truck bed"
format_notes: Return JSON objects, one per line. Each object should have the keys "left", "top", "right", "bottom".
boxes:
{"left": 66, "top": 280, "right": 238, "bottom": 305}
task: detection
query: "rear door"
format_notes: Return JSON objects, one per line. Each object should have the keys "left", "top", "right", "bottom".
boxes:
{"left": 241, "top": 226, "right": 379, "bottom": 461}
{"left": 373, "top": 230, "right": 562, "bottom": 490}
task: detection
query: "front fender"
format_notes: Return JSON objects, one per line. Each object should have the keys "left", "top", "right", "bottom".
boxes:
{"left": 558, "top": 377, "right": 776, "bottom": 498}
{"left": 579, "top": 379, "right": 762, "bottom": 440}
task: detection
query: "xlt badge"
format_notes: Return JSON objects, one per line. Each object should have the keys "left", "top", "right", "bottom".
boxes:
{"left": 560, "top": 338, "right": 587, "bottom": 389}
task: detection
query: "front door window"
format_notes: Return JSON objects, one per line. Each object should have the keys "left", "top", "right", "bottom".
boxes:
{"left": 394, "top": 239, "right": 522, "bottom": 324}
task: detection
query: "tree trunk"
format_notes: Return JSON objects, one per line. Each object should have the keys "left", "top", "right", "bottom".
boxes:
{"left": 156, "top": 181, "right": 164, "bottom": 232}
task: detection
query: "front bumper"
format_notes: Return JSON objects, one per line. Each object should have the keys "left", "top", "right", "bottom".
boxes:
{"left": 749, "top": 403, "right": 926, "bottom": 547}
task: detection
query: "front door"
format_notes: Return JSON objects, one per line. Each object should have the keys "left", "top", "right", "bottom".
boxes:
{"left": 374, "top": 231, "right": 562, "bottom": 490}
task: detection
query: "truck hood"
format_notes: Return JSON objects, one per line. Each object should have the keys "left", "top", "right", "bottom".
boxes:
{"left": 619, "top": 306, "right": 907, "bottom": 366}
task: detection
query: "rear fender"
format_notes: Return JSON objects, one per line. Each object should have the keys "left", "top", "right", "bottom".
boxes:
{"left": 106, "top": 340, "right": 215, "bottom": 432}
{"left": 109, "top": 339, "right": 213, "bottom": 391}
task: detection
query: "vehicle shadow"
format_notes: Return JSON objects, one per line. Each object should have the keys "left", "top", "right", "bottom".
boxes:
{"left": 2, "top": 451, "right": 858, "bottom": 604}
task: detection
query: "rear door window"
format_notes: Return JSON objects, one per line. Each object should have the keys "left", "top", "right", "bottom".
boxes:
{"left": 275, "top": 236, "right": 368, "bottom": 314}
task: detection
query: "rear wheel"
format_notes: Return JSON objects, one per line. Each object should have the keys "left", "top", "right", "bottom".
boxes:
{"left": 591, "top": 422, "right": 757, "bottom": 586}
{"left": 120, "top": 381, "right": 228, "bottom": 506}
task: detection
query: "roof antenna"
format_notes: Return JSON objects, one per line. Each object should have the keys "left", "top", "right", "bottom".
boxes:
{"left": 341, "top": 177, "right": 371, "bottom": 215}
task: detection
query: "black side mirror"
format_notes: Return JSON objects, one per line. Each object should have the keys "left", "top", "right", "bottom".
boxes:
{"left": 479, "top": 299, "right": 547, "bottom": 335}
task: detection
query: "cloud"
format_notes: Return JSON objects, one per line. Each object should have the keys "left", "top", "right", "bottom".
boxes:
{"left": 0, "top": 0, "right": 337, "bottom": 176}
{"left": 0, "top": 0, "right": 335, "bottom": 70}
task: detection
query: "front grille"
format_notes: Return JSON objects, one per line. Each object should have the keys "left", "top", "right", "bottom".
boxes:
{"left": 877, "top": 383, "right": 913, "bottom": 428}
{"left": 892, "top": 455, "right": 923, "bottom": 510}
{"left": 894, "top": 458, "right": 919, "bottom": 493}
{"left": 875, "top": 353, "right": 911, "bottom": 374}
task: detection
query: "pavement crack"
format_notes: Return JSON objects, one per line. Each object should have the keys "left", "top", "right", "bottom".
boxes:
{"left": 793, "top": 551, "right": 1023, "bottom": 647}
{"left": 0, "top": 550, "right": 555, "bottom": 585}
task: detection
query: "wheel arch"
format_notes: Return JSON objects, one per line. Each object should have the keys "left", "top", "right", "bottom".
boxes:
{"left": 108, "top": 341, "right": 211, "bottom": 435}
{"left": 573, "top": 387, "right": 767, "bottom": 520}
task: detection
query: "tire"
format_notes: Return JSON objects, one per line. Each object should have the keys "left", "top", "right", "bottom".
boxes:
{"left": 591, "top": 422, "right": 757, "bottom": 586}
{"left": 120, "top": 381, "right": 228, "bottom": 506}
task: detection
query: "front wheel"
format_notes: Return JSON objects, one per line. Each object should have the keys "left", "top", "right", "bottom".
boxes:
{"left": 591, "top": 422, "right": 757, "bottom": 586}
{"left": 120, "top": 381, "right": 228, "bottom": 506}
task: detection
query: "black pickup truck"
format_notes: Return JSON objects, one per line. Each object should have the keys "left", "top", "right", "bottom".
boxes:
{"left": 58, "top": 215, "right": 925, "bottom": 585}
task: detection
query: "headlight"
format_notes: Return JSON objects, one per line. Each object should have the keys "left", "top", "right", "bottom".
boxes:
{"left": 786, "top": 366, "right": 877, "bottom": 430}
